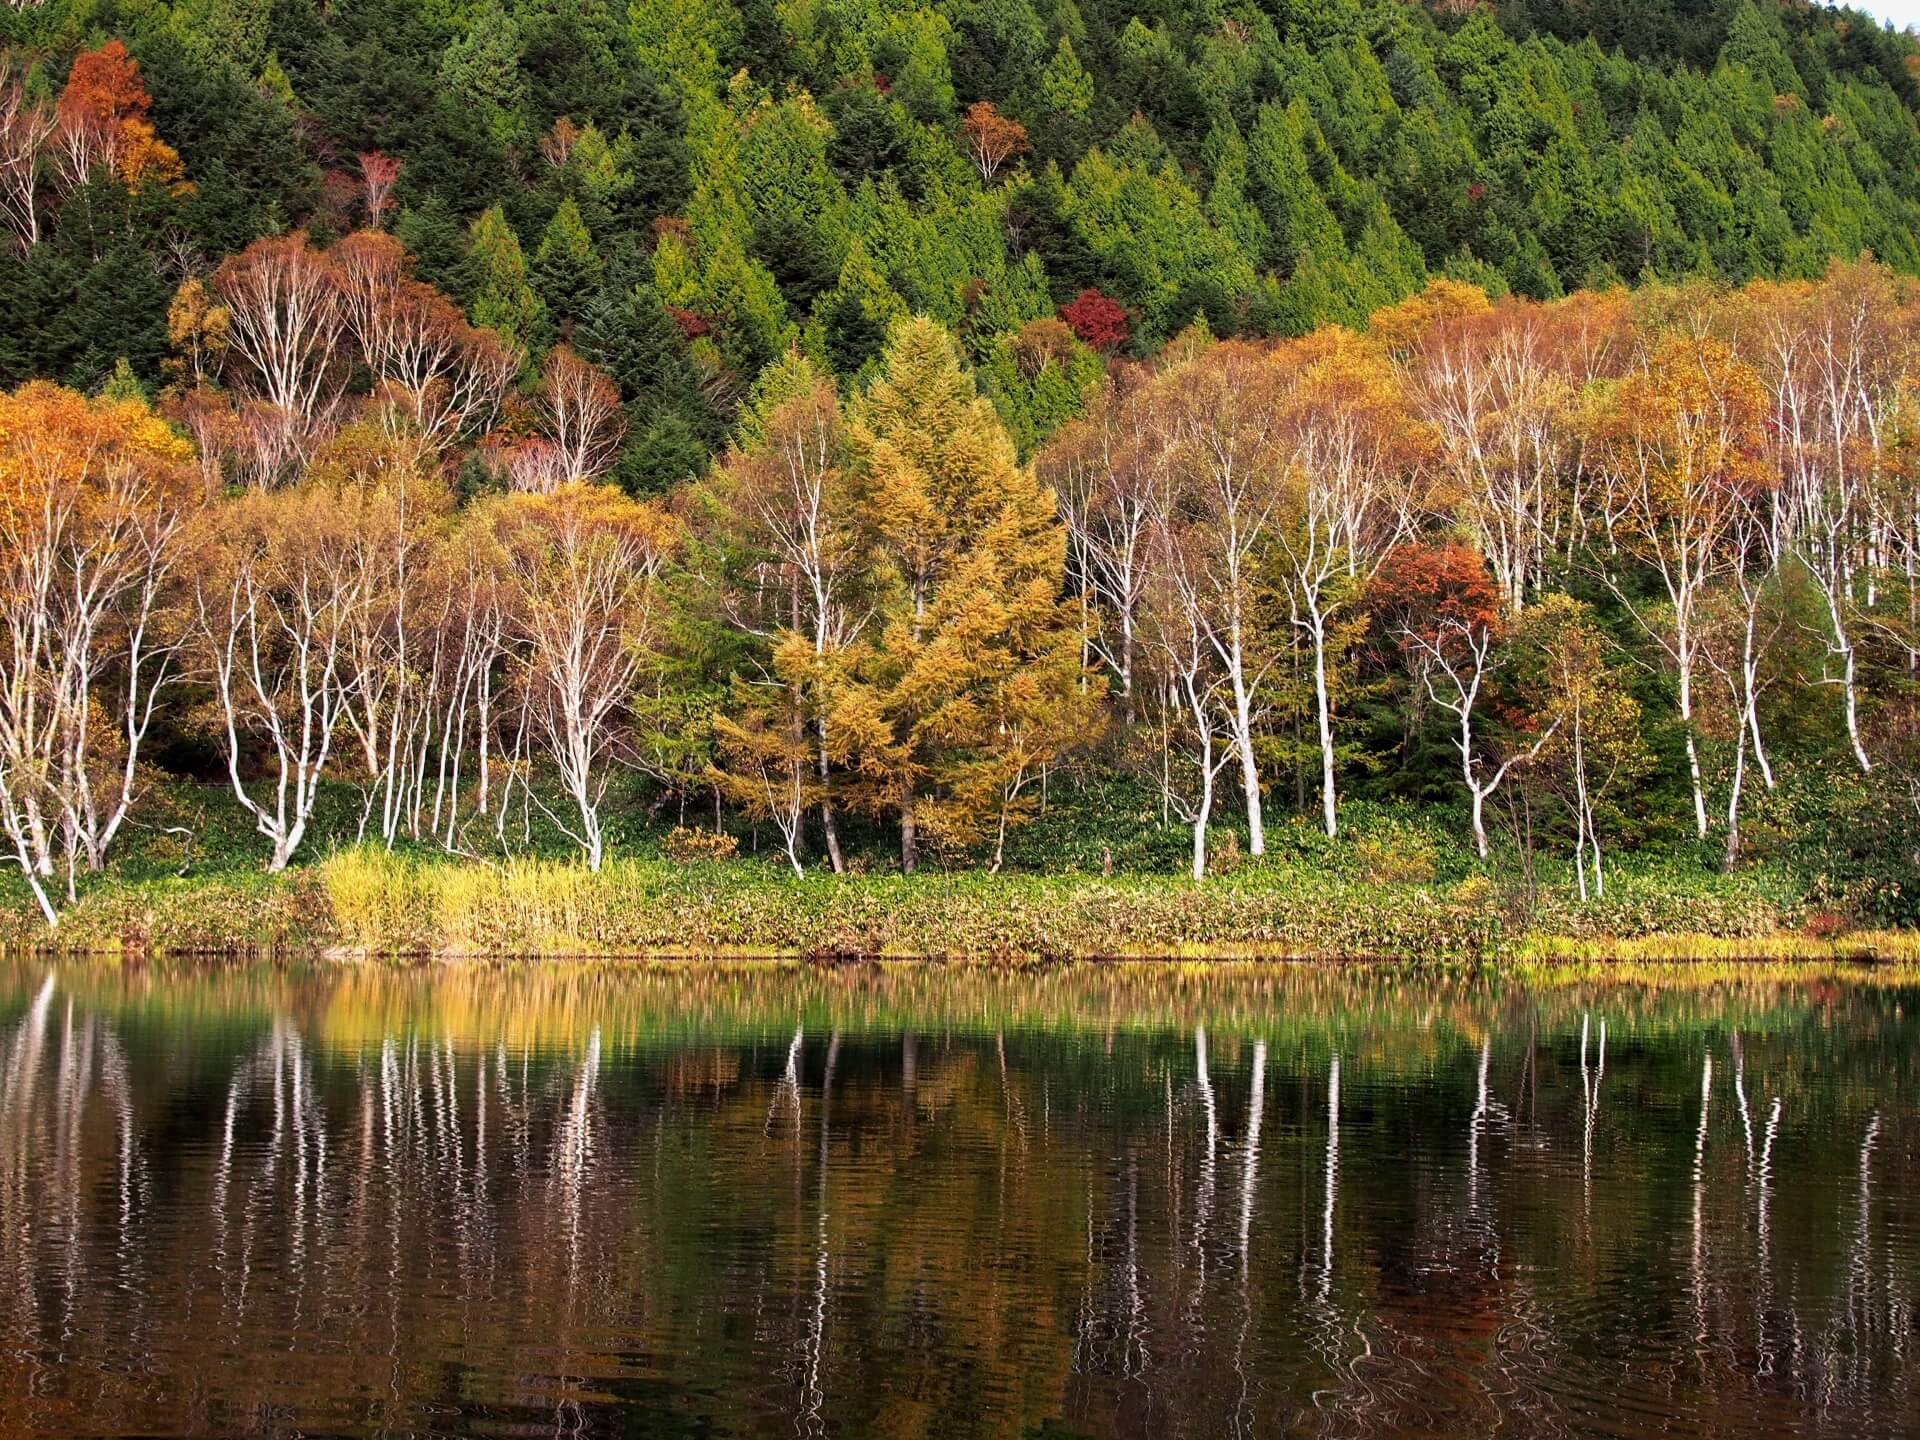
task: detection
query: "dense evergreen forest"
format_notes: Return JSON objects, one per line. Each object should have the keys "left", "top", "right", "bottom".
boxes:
{"left": 7, "top": 0, "right": 1920, "bottom": 436}
{"left": 1, "top": 0, "right": 1918, "bottom": 937}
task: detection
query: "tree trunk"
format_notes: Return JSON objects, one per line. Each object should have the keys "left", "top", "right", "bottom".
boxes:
{"left": 1841, "top": 638, "right": 1871, "bottom": 773}
{"left": 1226, "top": 634, "right": 1264, "bottom": 856}
{"left": 1724, "top": 719, "right": 1746, "bottom": 871}
{"left": 1191, "top": 766, "right": 1213, "bottom": 882}
{"left": 1460, "top": 707, "right": 1489, "bottom": 859}
{"left": 1311, "top": 609, "right": 1337, "bottom": 838}
{"left": 1677, "top": 654, "right": 1708, "bottom": 840}
{"left": 900, "top": 781, "right": 917, "bottom": 875}
{"left": 817, "top": 726, "right": 844, "bottom": 874}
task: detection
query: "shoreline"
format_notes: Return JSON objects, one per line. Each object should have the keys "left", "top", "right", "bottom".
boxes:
{"left": 4, "top": 938, "right": 1911, "bottom": 964}
{"left": 3, "top": 848, "right": 1912, "bottom": 965}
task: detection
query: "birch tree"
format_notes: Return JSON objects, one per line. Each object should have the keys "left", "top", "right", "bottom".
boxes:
{"left": 1272, "top": 330, "right": 1423, "bottom": 837}
{"left": 1514, "top": 595, "right": 1650, "bottom": 900}
{"left": 0, "top": 384, "right": 199, "bottom": 922}
{"left": 1154, "top": 343, "right": 1286, "bottom": 853}
{"left": 211, "top": 233, "right": 348, "bottom": 470}
{"left": 487, "top": 483, "right": 675, "bottom": 871}
{"left": 1042, "top": 371, "right": 1155, "bottom": 717}
{"left": 1375, "top": 543, "right": 1552, "bottom": 857}
{"left": 1403, "top": 302, "right": 1573, "bottom": 617}
{"left": 700, "top": 352, "right": 869, "bottom": 872}
{"left": 196, "top": 477, "right": 369, "bottom": 872}
{"left": 1585, "top": 335, "right": 1766, "bottom": 840}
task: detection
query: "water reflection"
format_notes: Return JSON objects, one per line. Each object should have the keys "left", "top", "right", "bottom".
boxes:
{"left": 0, "top": 961, "right": 1915, "bottom": 1438}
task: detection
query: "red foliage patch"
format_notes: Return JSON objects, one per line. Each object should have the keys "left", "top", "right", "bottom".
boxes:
{"left": 1058, "top": 288, "right": 1129, "bottom": 352}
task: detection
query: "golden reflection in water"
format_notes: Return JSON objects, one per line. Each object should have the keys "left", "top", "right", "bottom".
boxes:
{"left": 0, "top": 960, "right": 1914, "bottom": 1439}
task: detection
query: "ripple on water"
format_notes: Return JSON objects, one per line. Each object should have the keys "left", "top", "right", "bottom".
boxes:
{"left": 0, "top": 961, "right": 1914, "bottom": 1438}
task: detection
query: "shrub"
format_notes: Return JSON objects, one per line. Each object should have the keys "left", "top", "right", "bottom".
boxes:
{"left": 663, "top": 826, "right": 740, "bottom": 863}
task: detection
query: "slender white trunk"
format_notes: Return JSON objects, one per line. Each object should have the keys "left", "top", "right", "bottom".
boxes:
{"left": 1818, "top": 572, "right": 1872, "bottom": 773}
{"left": 1841, "top": 638, "right": 1871, "bottom": 773}
{"left": 1191, "top": 728, "right": 1215, "bottom": 882}
{"left": 1572, "top": 712, "right": 1591, "bottom": 902}
{"left": 1310, "top": 607, "right": 1336, "bottom": 838}
{"left": 1677, "top": 649, "right": 1707, "bottom": 840}
{"left": 1725, "top": 711, "right": 1747, "bottom": 870}
{"left": 1745, "top": 659, "right": 1774, "bottom": 791}
{"left": 1226, "top": 631, "right": 1264, "bottom": 856}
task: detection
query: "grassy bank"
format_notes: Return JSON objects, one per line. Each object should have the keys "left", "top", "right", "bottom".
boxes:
{"left": 2, "top": 842, "right": 1912, "bottom": 962}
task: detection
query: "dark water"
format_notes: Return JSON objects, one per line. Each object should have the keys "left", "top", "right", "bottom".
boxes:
{"left": 0, "top": 962, "right": 1914, "bottom": 1438}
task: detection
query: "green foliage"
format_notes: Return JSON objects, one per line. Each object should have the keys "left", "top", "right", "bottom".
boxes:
{"left": 465, "top": 203, "right": 545, "bottom": 349}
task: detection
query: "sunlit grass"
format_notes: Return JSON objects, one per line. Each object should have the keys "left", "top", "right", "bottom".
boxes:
{"left": 0, "top": 834, "right": 1904, "bottom": 964}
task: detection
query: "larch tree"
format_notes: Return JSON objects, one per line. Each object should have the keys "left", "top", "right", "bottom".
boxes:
{"left": 835, "top": 316, "right": 1095, "bottom": 873}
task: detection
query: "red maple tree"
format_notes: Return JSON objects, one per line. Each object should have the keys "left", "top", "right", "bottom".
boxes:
{"left": 1058, "top": 289, "right": 1129, "bottom": 352}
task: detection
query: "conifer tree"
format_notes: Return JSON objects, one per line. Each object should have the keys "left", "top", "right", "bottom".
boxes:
{"left": 833, "top": 317, "right": 1099, "bottom": 871}
{"left": 532, "top": 197, "right": 603, "bottom": 337}
{"left": 465, "top": 204, "right": 545, "bottom": 351}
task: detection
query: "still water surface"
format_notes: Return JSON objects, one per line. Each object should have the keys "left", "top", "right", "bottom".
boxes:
{"left": 0, "top": 961, "right": 1913, "bottom": 1438}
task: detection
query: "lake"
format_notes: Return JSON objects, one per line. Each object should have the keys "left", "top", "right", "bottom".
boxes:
{"left": 0, "top": 961, "right": 1912, "bottom": 1438}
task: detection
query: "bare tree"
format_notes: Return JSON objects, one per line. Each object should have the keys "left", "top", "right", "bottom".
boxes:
{"left": 0, "top": 61, "right": 55, "bottom": 252}
{"left": 488, "top": 484, "right": 674, "bottom": 870}
{"left": 536, "top": 346, "right": 625, "bottom": 486}
{"left": 196, "top": 481, "right": 369, "bottom": 872}
{"left": 211, "top": 233, "right": 348, "bottom": 470}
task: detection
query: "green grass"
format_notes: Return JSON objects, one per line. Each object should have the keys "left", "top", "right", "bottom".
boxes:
{"left": 0, "top": 779, "right": 1906, "bottom": 962}
{"left": 1, "top": 839, "right": 1901, "bottom": 962}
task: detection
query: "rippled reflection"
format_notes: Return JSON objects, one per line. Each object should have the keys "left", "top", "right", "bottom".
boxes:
{"left": 0, "top": 961, "right": 1914, "bottom": 1438}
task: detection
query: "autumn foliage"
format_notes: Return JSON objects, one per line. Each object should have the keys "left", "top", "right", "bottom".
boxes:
{"left": 1057, "top": 289, "right": 1129, "bottom": 352}
{"left": 4, "top": 257, "right": 1920, "bottom": 911}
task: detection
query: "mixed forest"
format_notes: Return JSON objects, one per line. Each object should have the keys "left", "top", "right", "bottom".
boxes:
{"left": 2, "top": 0, "right": 1920, "bottom": 944}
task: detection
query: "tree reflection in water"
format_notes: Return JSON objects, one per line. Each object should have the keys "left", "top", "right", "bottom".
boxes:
{"left": 0, "top": 960, "right": 1914, "bottom": 1438}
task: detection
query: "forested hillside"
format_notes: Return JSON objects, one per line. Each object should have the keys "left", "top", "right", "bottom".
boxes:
{"left": 5, "top": 0, "right": 1920, "bottom": 476}
{"left": 2, "top": 0, "right": 1919, "bottom": 938}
